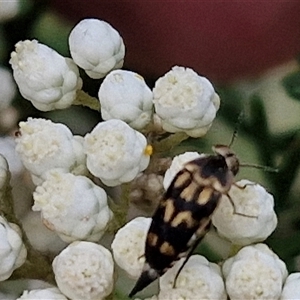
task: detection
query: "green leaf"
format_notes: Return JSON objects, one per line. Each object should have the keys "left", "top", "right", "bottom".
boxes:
{"left": 216, "top": 86, "right": 244, "bottom": 125}
{"left": 282, "top": 71, "right": 300, "bottom": 101}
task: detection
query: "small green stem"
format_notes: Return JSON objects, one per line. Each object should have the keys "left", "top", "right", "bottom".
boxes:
{"left": 10, "top": 248, "right": 55, "bottom": 284}
{"left": 107, "top": 183, "right": 131, "bottom": 234}
{"left": 73, "top": 90, "right": 100, "bottom": 111}
{"left": 228, "top": 244, "right": 243, "bottom": 257}
{"left": 153, "top": 132, "right": 189, "bottom": 153}
{"left": 120, "top": 182, "right": 131, "bottom": 221}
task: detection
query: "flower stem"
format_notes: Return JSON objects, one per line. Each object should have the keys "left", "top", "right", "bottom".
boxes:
{"left": 153, "top": 132, "right": 189, "bottom": 153}
{"left": 228, "top": 244, "right": 243, "bottom": 257}
{"left": 73, "top": 90, "right": 100, "bottom": 111}
{"left": 107, "top": 183, "right": 131, "bottom": 233}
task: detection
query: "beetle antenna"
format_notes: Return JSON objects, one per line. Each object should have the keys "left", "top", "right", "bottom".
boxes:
{"left": 239, "top": 163, "right": 278, "bottom": 173}
{"left": 228, "top": 111, "right": 244, "bottom": 148}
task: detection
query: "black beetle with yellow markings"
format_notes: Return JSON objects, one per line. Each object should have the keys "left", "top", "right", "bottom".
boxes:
{"left": 129, "top": 144, "right": 242, "bottom": 297}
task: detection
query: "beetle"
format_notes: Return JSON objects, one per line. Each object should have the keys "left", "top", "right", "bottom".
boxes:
{"left": 129, "top": 143, "right": 244, "bottom": 297}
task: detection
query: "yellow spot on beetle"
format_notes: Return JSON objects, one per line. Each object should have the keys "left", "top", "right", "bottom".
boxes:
{"left": 174, "top": 170, "right": 191, "bottom": 189}
{"left": 197, "top": 188, "right": 213, "bottom": 205}
{"left": 163, "top": 199, "right": 175, "bottom": 223}
{"left": 171, "top": 211, "right": 196, "bottom": 228}
{"left": 180, "top": 181, "right": 199, "bottom": 202}
{"left": 160, "top": 241, "right": 175, "bottom": 256}
{"left": 147, "top": 232, "right": 158, "bottom": 247}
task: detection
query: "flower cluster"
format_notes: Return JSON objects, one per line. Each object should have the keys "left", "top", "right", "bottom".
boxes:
{"left": 0, "top": 12, "right": 296, "bottom": 300}
{"left": 9, "top": 18, "right": 220, "bottom": 137}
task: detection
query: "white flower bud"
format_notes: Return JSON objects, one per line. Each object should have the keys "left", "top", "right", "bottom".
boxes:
{"left": 17, "top": 287, "right": 68, "bottom": 300}
{"left": 69, "top": 18, "right": 125, "bottom": 79}
{"left": 212, "top": 180, "right": 277, "bottom": 245}
{"left": 0, "top": 136, "right": 24, "bottom": 177}
{"left": 32, "top": 171, "right": 113, "bottom": 243}
{"left": 0, "top": 1, "right": 19, "bottom": 22}
{"left": 163, "top": 152, "right": 204, "bottom": 190}
{"left": 84, "top": 119, "right": 150, "bottom": 186}
{"left": 15, "top": 118, "right": 86, "bottom": 184}
{"left": 0, "top": 216, "right": 27, "bottom": 281}
{"left": 9, "top": 40, "right": 82, "bottom": 111}
{"left": 159, "top": 255, "right": 226, "bottom": 300}
{"left": 223, "top": 243, "right": 288, "bottom": 300}
{"left": 21, "top": 211, "right": 67, "bottom": 254}
{"left": 52, "top": 241, "right": 114, "bottom": 300}
{"left": 0, "top": 67, "right": 16, "bottom": 110}
{"left": 280, "top": 273, "right": 300, "bottom": 300}
{"left": 111, "top": 217, "right": 151, "bottom": 278}
{"left": 153, "top": 66, "right": 220, "bottom": 137}
{"left": 99, "top": 70, "right": 153, "bottom": 129}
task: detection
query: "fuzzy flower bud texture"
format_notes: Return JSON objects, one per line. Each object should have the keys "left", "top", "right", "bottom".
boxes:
{"left": 84, "top": 119, "right": 150, "bottom": 186}
{"left": 15, "top": 118, "right": 86, "bottom": 184}
{"left": 111, "top": 217, "right": 151, "bottom": 278}
{"left": 69, "top": 18, "right": 125, "bottom": 79}
{"left": 212, "top": 180, "right": 277, "bottom": 245}
{"left": 52, "top": 241, "right": 114, "bottom": 300}
{"left": 33, "top": 171, "right": 113, "bottom": 243}
{"left": 280, "top": 273, "right": 300, "bottom": 300}
{"left": 99, "top": 70, "right": 153, "bottom": 129}
{"left": 9, "top": 40, "right": 82, "bottom": 111}
{"left": 153, "top": 66, "right": 220, "bottom": 137}
{"left": 223, "top": 243, "right": 288, "bottom": 300}
{"left": 159, "top": 255, "right": 226, "bottom": 300}
{"left": 0, "top": 216, "right": 27, "bottom": 281}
